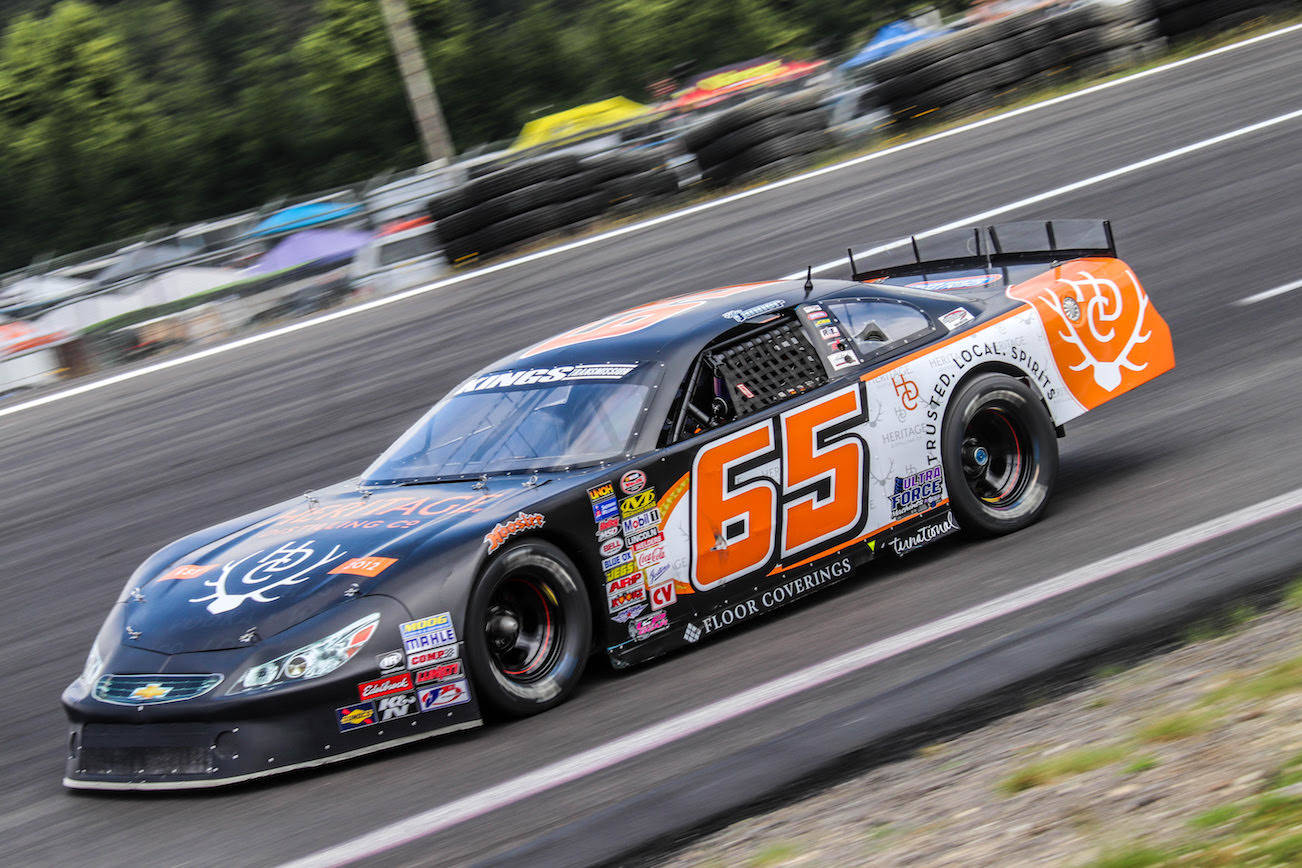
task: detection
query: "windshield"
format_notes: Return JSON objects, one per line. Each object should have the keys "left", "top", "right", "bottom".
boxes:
{"left": 363, "top": 366, "right": 652, "bottom": 483}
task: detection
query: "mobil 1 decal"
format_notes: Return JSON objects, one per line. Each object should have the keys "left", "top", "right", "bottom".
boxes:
{"left": 686, "top": 381, "right": 870, "bottom": 590}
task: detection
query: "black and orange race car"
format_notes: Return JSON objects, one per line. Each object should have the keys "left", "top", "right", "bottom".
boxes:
{"left": 63, "top": 220, "right": 1173, "bottom": 789}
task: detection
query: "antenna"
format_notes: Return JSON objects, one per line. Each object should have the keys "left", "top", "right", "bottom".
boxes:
{"left": 846, "top": 248, "right": 857, "bottom": 279}
{"left": 803, "top": 265, "right": 813, "bottom": 296}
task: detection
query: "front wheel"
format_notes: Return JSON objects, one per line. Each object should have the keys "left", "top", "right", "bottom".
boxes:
{"left": 463, "top": 540, "right": 591, "bottom": 717}
{"left": 941, "top": 373, "right": 1059, "bottom": 537}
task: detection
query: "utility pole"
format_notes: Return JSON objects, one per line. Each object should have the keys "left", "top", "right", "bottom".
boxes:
{"left": 377, "top": 0, "right": 455, "bottom": 166}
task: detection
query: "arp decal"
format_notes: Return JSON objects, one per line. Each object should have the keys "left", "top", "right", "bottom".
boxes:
{"left": 329, "top": 556, "right": 397, "bottom": 578}
{"left": 484, "top": 512, "right": 545, "bottom": 553}
{"left": 690, "top": 383, "right": 868, "bottom": 590}
{"left": 1007, "top": 258, "right": 1173, "bottom": 410}
{"left": 521, "top": 284, "right": 769, "bottom": 357}
{"left": 336, "top": 702, "right": 377, "bottom": 731}
{"left": 358, "top": 672, "right": 413, "bottom": 701}
{"left": 419, "top": 680, "right": 471, "bottom": 711}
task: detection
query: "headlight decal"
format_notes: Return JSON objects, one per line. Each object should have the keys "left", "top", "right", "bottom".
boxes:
{"left": 229, "top": 612, "right": 380, "bottom": 695}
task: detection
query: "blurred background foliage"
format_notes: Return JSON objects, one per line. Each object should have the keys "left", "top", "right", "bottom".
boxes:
{"left": 0, "top": 0, "right": 922, "bottom": 271}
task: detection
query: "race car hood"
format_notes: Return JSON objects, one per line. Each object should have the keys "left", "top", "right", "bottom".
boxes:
{"left": 118, "top": 478, "right": 545, "bottom": 655}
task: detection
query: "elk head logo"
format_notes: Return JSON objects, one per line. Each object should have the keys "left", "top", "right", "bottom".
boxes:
{"left": 1007, "top": 258, "right": 1173, "bottom": 410}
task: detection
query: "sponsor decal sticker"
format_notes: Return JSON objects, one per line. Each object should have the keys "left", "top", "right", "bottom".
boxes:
{"left": 601, "top": 550, "right": 633, "bottom": 571}
{"left": 892, "top": 372, "right": 920, "bottom": 411}
{"left": 592, "top": 497, "right": 619, "bottom": 522}
{"left": 647, "top": 561, "right": 673, "bottom": 584}
{"left": 596, "top": 524, "right": 620, "bottom": 541}
{"left": 619, "top": 490, "right": 656, "bottom": 516}
{"left": 890, "top": 466, "right": 944, "bottom": 520}
{"left": 608, "top": 586, "right": 648, "bottom": 613}
{"left": 604, "top": 561, "right": 637, "bottom": 581}
{"left": 329, "top": 556, "right": 397, "bottom": 577}
{"left": 636, "top": 546, "right": 665, "bottom": 568}
{"left": 629, "top": 610, "right": 670, "bottom": 640}
{"left": 621, "top": 508, "right": 661, "bottom": 535}
{"left": 414, "top": 661, "right": 462, "bottom": 685}
{"left": 377, "top": 692, "right": 416, "bottom": 721}
{"left": 649, "top": 581, "right": 676, "bottom": 610}
{"left": 400, "top": 614, "right": 457, "bottom": 654}
{"left": 358, "top": 672, "right": 414, "bottom": 701}
{"left": 620, "top": 470, "right": 648, "bottom": 495}
{"left": 938, "top": 307, "right": 975, "bottom": 330}
{"left": 485, "top": 512, "right": 545, "bottom": 553}
{"left": 888, "top": 512, "right": 959, "bottom": 555}
{"left": 157, "top": 564, "right": 213, "bottom": 581}
{"left": 407, "top": 644, "right": 459, "bottom": 669}
{"left": 376, "top": 649, "right": 404, "bottom": 671}
{"left": 819, "top": 326, "right": 841, "bottom": 340}
{"left": 612, "top": 604, "right": 646, "bottom": 623}
{"left": 599, "top": 537, "right": 625, "bottom": 557}
{"left": 336, "top": 701, "right": 377, "bottom": 731}
{"left": 419, "top": 680, "right": 471, "bottom": 711}
{"left": 631, "top": 532, "right": 665, "bottom": 552}
{"left": 828, "top": 350, "right": 859, "bottom": 370}
{"left": 587, "top": 483, "right": 615, "bottom": 503}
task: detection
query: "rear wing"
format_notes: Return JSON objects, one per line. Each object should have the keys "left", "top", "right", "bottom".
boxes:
{"left": 850, "top": 219, "right": 1116, "bottom": 282}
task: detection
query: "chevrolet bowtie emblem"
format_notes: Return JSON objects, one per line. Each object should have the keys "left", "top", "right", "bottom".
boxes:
{"left": 129, "top": 682, "right": 171, "bottom": 700}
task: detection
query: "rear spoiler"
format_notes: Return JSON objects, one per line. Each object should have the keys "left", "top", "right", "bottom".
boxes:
{"left": 850, "top": 219, "right": 1116, "bottom": 282}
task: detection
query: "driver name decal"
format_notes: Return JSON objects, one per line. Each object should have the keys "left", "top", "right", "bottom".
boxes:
{"left": 455, "top": 363, "right": 638, "bottom": 394}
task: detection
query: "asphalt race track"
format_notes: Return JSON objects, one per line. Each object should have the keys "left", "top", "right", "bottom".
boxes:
{"left": 2, "top": 27, "right": 1300, "bottom": 867}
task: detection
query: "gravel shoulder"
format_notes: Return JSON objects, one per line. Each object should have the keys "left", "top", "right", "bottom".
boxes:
{"left": 666, "top": 584, "right": 1302, "bottom": 867}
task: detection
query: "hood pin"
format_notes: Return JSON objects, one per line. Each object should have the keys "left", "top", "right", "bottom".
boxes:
{"left": 239, "top": 627, "right": 259, "bottom": 644}
{"left": 129, "top": 587, "right": 146, "bottom": 603}
{"left": 125, "top": 625, "right": 141, "bottom": 640}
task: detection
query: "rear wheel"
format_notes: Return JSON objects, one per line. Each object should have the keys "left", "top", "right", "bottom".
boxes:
{"left": 464, "top": 540, "right": 591, "bottom": 717}
{"left": 941, "top": 373, "right": 1058, "bottom": 536}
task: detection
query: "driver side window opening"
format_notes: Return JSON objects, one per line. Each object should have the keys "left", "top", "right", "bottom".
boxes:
{"left": 667, "top": 314, "right": 828, "bottom": 443}
{"left": 821, "top": 298, "right": 933, "bottom": 359}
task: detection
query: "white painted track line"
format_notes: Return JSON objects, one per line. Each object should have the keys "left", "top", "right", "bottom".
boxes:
{"left": 2, "top": 23, "right": 1300, "bottom": 422}
{"left": 783, "top": 107, "right": 1302, "bottom": 279}
{"left": 281, "top": 487, "right": 1302, "bottom": 868}
{"left": 1235, "top": 277, "right": 1302, "bottom": 305}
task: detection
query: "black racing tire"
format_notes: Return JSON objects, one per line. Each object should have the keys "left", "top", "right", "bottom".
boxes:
{"left": 694, "top": 115, "right": 788, "bottom": 166}
{"left": 941, "top": 373, "right": 1058, "bottom": 537}
{"left": 463, "top": 539, "right": 591, "bottom": 717}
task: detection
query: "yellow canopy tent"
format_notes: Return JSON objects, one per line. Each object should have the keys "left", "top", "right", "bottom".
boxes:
{"left": 512, "top": 97, "right": 654, "bottom": 151}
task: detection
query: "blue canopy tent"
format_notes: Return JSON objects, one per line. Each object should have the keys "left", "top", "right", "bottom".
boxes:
{"left": 840, "top": 20, "right": 951, "bottom": 71}
{"left": 248, "top": 202, "right": 363, "bottom": 239}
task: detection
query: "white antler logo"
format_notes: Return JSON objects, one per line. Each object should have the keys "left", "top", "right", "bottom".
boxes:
{"left": 1036, "top": 268, "right": 1152, "bottom": 393}
{"left": 190, "top": 540, "right": 346, "bottom": 614}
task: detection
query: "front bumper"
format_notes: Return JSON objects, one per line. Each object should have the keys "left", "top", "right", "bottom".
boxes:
{"left": 64, "top": 688, "right": 481, "bottom": 790}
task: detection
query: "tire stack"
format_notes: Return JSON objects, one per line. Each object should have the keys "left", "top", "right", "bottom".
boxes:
{"left": 429, "top": 155, "right": 605, "bottom": 265}
{"left": 1152, "top": 0, "right": 1293, "bottom": 42}
{"left": 682, "top": 89, "right": 831, "bottom": 188}
{"left": 862, "top": 1, "right": 1164, "bottom": 125}
{"left": 582, "top": 147, "right": 681, "bottom": 215}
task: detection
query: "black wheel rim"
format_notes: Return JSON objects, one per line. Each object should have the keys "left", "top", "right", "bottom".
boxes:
{"left": 961, "top": 405, "right": 1032, "bottom": 508}
{"left": 484, "top": 575, "right": 562, "bottom": 683}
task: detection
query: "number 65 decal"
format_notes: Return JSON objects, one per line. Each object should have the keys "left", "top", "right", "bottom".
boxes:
{"left": 691, "top": 383, "right": 869, "bottom": 590}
